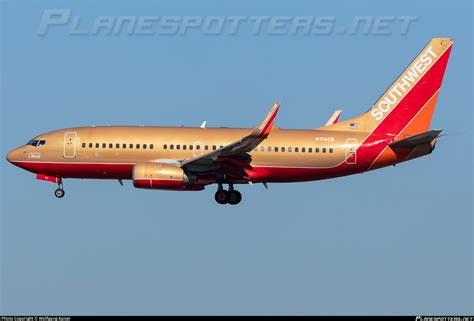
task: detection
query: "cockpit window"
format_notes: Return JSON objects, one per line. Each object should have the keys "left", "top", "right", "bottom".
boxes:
{"left": 26, "top": 139, "right": 46, "bottom": 147}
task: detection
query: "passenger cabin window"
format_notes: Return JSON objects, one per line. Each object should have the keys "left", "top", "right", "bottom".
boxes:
{"left": 182, "top": 145, "right": 186, "bottom": 150}
{"left": 176, "top": 144, "right": 180, "bottom": 150}
{"left": 329, "top": 148, "right": 334, "bottom": 153}
{"left": 102, "top": 143, "right": 106, "bottom": 148}
{"left": 189, "top": 145, "right": 193, "bottom": 150}
{"left": 116, "top": 143, "right": 120, "bottom": 148}
{"left": 96, "top": 143, "right": 99, "bottom": 148}
{"left": 267, "top": 146, "right": 271, "bottom": 152}
{"left": 82, "top": 143, "right": 86, "bottom": 148}
{"left": 123, "top": 143, "right": 126, "bottom": 148}
{"left": 170, "top": 144, "right": 174, "bottom": 150}
{"left": 196, "top": 145, "right": 200, "bottom": 150}
{"left": 322, "top": 148, "right": 326, "bottom": 153}
{"left": 129, "top": 144, "right": 133, "bottom": 149}
{"left": 308, "top": 147, "right": 312, "bottom": 152}
{"left": 274, "top": 147, "right": 279, "bottom": 152}
{"left": 295, "top": 147, "right": 299, "bottom": 152}
{"left": 136, "top": 144, "right": 140, "bottom": 149}
{"left": 163, "top": 144, "right": 167, "bottom": 149}
{"left": 302, "top": 147, "right": 306, "bottom": 152}
{"left": 89, "top": 143, "right": 93, "bottom": 148}
{"left": 281, "top": 147, "right": 286, "bottom": 152}
{"left": 315, "top": 148, "right": 319, "bottom": 153}
{"left": 213, "top": 145, "right": 217, "bottom": 151}
{"left": 143, "top": 144, "right": 147, "bottom": 149}
{"left": 288, "top": 147, "right": 292, "bottom": 152}
{"left": 150, "top": 144, "right": 154, "bottom": 149}
{"left": 109, "top": 143, "right": 113, "bottom": 148}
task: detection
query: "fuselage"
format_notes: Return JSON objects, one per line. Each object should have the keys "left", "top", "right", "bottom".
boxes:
{"left": 6, "top": 125, "right": 387, "bottom": 184}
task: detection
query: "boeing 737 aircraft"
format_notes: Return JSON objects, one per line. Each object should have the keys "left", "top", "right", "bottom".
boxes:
{"left": 6, "top": 38, "right": 453, "bottom": 204}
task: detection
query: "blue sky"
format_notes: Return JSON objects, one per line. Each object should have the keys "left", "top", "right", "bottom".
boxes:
{"left": 1, "top": 0, "right": 472, "bottom": 315}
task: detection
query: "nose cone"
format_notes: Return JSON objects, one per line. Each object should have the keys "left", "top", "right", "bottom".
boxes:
{"left": 6, "top": 150, "right": 13, "bottom": 163}
{"left": 6, "top": 148, "right": 21, "bottom": 164}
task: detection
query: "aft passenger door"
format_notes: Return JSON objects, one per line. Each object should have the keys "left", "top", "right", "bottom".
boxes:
{"left": 345, "top": 138, "right": 357, "bottom": 164}
{"left": 64, "top": 132, "right": 77, "bottom": 158}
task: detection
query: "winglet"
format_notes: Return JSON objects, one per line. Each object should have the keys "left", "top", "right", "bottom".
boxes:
{"left": 325, "top": 110, "right": 342, "bottom": 126}
{"left": 252, "top": 101, "right": 280, "bottom": 138}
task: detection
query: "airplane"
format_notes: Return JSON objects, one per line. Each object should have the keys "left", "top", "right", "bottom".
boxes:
{"left": 6, "top": 38, "right": 453, "bottom": 205}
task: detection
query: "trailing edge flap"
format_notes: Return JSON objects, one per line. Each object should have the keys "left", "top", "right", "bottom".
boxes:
{"left": 388, "top": 129, "right": 442, "bottom": 149}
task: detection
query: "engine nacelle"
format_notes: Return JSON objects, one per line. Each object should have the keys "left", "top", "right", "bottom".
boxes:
{"left": 133, "top": 163, "right": 202, "bottom": 191}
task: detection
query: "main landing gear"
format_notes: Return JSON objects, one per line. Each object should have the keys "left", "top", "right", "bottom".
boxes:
{"left": 215, "top": 183, "right": 242, "bottom": 205}
{"left": 54, "top": 182, "right": 65, "bottom": 198}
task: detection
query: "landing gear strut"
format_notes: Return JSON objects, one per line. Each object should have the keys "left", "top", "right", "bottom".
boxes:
{"left": 214, "top": 183, "right": 242, "bottom": 205}
{"left": 54, "top": 182, "right": 65, "bottom": 198}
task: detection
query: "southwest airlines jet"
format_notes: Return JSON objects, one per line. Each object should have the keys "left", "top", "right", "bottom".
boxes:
{"left": 6, "top": 38, "right": 453, "bottom": 205}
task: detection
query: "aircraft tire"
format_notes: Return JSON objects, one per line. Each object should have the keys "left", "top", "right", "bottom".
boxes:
{"left": 215, "top": 190, "right": 229, "bottom": 204}
{"left": 228, "top": 190, "right": 242, "bottom": 205}
{"left": 55, "top": 188, "right": 65, "bottom": 198}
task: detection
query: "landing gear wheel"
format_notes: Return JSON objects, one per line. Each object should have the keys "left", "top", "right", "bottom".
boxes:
{"left": 227, "top": 190, "right": 242, "bottom": 205}
{"left": 215, "top": 190, "right": 229, "bottom": 204}
{"left": 54, "top": 188, "right": 65, "bottom": 198}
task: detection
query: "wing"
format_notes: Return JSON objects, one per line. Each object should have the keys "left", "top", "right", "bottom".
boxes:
{"left": 181, "top": 101, "right": 280, "bottom": 177}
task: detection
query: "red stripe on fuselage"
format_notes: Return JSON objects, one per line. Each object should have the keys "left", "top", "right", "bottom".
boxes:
{"left": 11, "top": 161, "right": 134, "bottom": 179}
{"left": 11, "top": 161, "right": 361, "bottom": 183}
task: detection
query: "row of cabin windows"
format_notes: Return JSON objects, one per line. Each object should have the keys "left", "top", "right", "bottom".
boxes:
{"left": 163, "top": 144, "right": 224, "bottom": 151}
{"left": 253, "top": 146, "right": 333, "bottom": 153}
{"left": 82, "top": 143, "right": 154, "bottom": 150}
{"left": 163, "top": 144, "right": 333, "bottom": 153}
{"left": 81, "top": 142, "right": 334, "bottom": 153}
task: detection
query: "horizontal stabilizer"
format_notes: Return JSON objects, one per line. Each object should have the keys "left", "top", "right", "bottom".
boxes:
{"left": 388, "top": 129, "right": 442, "bottom": 149}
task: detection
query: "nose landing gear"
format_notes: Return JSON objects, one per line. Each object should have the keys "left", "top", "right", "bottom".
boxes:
{"left": 54, "top": 182, "right": 65, "bottom": 198}
{"left": 214, "top": 183, "right": 242, "bottom": 205}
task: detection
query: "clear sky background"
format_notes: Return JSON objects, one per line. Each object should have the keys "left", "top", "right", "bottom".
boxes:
{"left": 1, "top": 0, "right": 472, "bottom": 316}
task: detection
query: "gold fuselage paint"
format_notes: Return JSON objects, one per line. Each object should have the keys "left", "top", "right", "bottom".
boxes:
{"left": 10, "top": 126, "right": 367, "bottom": 176}
{"left": 26, "top": 126, "right": 363, "bottom": 165}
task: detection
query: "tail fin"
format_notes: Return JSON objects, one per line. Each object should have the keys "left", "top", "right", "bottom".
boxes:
{"left": 322, "top": 38, "right": 453, "bottom": 137}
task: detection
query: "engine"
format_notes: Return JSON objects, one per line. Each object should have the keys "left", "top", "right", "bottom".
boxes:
{"left": 133, "top": 163, "right": 203, "bottom": 191}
